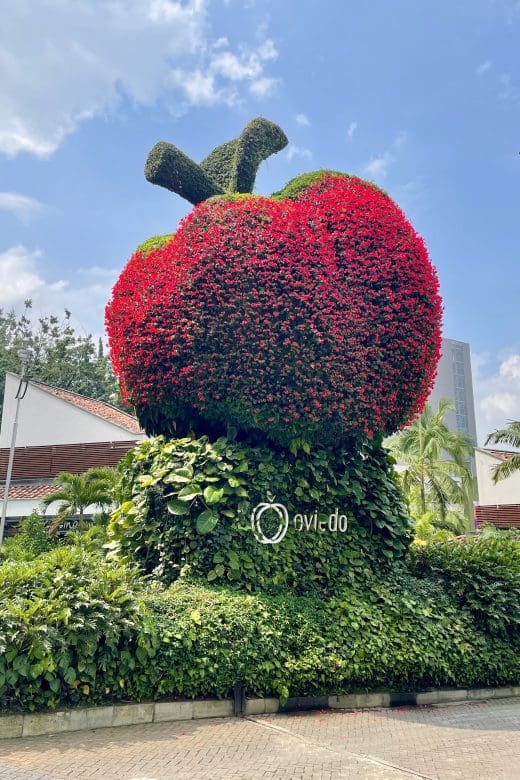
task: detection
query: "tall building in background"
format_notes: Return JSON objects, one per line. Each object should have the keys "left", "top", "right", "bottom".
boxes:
{"left": 428, "top": 338, "right": 478, "bottom": 446}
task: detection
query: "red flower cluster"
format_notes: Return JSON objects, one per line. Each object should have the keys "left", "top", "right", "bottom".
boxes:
{"left": 106, "top": 175, "right": 442, "bottom": 446}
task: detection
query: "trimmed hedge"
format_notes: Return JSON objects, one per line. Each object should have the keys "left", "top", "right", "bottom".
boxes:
{"left": 1, "top": 546, "right": 520, "bottom": 712}
{"left": 409, "top": 535, "right": 520, "bottom": 638}
{"left": 107, "top": 435, "right": 413, "bottom": 592}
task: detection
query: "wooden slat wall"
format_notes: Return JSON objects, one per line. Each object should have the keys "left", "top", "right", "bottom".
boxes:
{"left": 0, "top": 441, "right": 138, "bottom": 481}
{"left": 475, "top": 504, "right": 520, "bottom": 529}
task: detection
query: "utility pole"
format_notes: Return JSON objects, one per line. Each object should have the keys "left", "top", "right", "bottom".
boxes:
{"left": 0, "top": 350, "right": 30, "bottom": 548}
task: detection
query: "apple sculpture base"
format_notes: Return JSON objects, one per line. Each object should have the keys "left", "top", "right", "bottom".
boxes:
{"left": 108, "top": 434, "right": 412, "bottom": 594}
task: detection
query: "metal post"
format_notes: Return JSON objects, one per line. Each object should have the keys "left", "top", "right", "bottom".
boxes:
{"left": 0, "top": 351, "right": 29, "bottom": 548}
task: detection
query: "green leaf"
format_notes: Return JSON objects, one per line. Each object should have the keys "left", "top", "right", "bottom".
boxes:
{"left": 167, "top": 500, "right": 191, "bottom": 516}
{"left": 203, "top": 486, "right": 224, "bottom": 504}
{"left": 196, "top": 509, "right": 218, "bottom": 534}
{"left": 178, "top": 485, "right": 203, "bottom": 501}
{"left": 190, "top": 610, "right": 202, "bottom": 625}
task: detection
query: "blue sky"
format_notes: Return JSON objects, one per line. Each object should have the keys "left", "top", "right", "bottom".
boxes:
{"left": 0, "top": 0, "right": 518, "bottom": 443}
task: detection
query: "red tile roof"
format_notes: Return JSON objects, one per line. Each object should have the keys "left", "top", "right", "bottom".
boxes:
{"left": 30, "top": 379, "right": 143, "bottom": 434}
{"left": 0, "top": 440, "right": 138, "bottom": 481}
{"left": 0, "top": 482, "right": 55, "bottom": 500}
{"left": 475, "top": 504, "right": 520, "bottom": 529}
{"left": 477, "top": 448, "right": 517, "bottom": 461}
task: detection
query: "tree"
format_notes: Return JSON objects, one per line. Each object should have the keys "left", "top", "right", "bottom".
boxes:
{"left": 0, "top": 301, "right": 120, "bottom": 421}
{"left": 42, "top": 468, "right": 118, "bottom": 533}
{"left": 486, "top": 421, "right": 520, "bottom": 482}
{"left": 387, "top": 399, "right": 475, "bottom": 531}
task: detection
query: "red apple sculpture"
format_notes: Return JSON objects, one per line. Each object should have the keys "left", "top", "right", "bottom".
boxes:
{"left": 106, "top": 118, "right": 442, "bottom": 448}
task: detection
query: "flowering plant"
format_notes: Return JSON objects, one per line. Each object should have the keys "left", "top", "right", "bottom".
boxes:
{"left": 106, "top": 171, "right": 441, "bottom": 447}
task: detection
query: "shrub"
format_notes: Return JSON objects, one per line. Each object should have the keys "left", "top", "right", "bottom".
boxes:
{"left": 0, "top": 512, "right": 53, "bottom": 562}
{"left": 408, "top": 535, "right": 520, "bottom": 638}
{"left": 1, "top": 551, "right": 519, "bottom": 712}
{"left": 132, "top": 574, "right": 520, "bottom": 702}
{"left": 0, "top": 547, "right": 143, "bottom": 711}
{"left": 106, "top": 173, "right": 441, "bottom": 447}
{"left": 107, "top": 435, "right": 413, "bottom": 592}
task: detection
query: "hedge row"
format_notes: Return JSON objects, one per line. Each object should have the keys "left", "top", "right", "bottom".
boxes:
{"left": 1, "top": 537, "right": 519, "bottom": 712}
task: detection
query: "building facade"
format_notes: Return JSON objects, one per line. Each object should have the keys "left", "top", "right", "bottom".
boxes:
{"left": 428, "top": 338, "right": 478, "bottom": 445}
{"left": 0, "top": 373, "right": 145, "bottom": 526}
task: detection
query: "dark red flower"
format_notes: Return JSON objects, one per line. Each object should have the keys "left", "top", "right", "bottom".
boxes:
{"left": 106, "top": 174, "right": 442, "bottom": 446}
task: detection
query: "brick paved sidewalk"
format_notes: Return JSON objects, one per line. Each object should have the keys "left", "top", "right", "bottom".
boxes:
{"left": 0, "top": 698, "right": 519, "bottom": 779}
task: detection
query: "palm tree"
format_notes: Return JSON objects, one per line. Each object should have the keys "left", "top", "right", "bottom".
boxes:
{"left": 42, "top": 467, "right": 118, "bottom": 533}
{"left": 386, "top": 399, "right": 475, "bottom": 528}
{"left": 486, "top": 421, "right": 520, "bottom": 482}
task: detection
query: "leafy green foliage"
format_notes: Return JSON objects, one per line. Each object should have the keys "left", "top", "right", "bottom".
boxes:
{"left": 485, "top": 420, "right": 520, "bottom": 482}
{"left": 0, "top": 301, "right": 120, "bottom": 420}
{"left": 1, "top": 544, "right": 520, "bottom": 711}
{"left": 0, "top": 512, "right": 52, "bottom": 562}
{"left": 409, "top": 535, "right": 520, "bottom": 637}
{"left": 107, "top": 435, "right": 413, "bottom": 593}
{"left": 42, "top": 467, "right": 119, "bottom": 534}
{"left": 386, "top": 399, "right": 475, "bottom": 525}
{"left": 0, "top": 547, "right": 142, "bottom": 711}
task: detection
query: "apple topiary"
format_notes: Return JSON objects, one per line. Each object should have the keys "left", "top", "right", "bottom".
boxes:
{"left": 106, "top": 118, "right": 442, "bottom": 448}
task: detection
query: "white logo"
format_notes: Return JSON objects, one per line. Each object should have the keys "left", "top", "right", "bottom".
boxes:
{"left": 251, "top": 493, "right": 289, "bottom": 545}
{"left": 251, "top": 494, "right": 349, "bottom": 545}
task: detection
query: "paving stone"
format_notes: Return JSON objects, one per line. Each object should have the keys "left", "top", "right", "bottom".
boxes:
{"left": 0, "top": 699, "right": 518, "bottom": 778}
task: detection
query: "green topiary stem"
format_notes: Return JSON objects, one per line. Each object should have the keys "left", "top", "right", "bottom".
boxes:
{"left": 145, "top": 117, "right": 288, "bottom": 205}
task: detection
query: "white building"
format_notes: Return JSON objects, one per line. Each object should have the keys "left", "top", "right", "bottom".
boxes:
{"left": 0, "top": 373, "right": 145, "bottom": 526}
{"left": 428, "top": 338, "right": 477, "bottom": 445}
{"left": 474, "top": 448, "right": 520, "bottom": 529}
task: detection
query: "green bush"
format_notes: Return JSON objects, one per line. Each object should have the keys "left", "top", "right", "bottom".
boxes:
{"left": 1, "top": 547, "right": 519, "bottom": 712}
{"left": 0, "top": 547, "right": 144, "bottom": 711}
{"left": 132, "top": 574, "right": 520, "bottom": 703}
{"left": 0, "top": 512, "right": 53, "bottom": 562}
{"left": 408, "top": 535, "right": 520, "bottom": 638}
{"left": 107, "top": 435, "right": 413, "bottom": 593}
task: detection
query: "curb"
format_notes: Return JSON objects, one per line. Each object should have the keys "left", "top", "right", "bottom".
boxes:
{"left": 1, "top": 686, "right": 519, "bottom": 740}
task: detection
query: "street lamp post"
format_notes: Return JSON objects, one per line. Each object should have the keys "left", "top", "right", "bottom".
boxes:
{"left": 0, "top": 350, "right": 30, "bottom": 549}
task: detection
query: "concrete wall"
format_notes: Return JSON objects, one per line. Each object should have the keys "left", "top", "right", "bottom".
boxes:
{"left": 0, "top": 373, "right": 145, "bottom": 447}
{"left": 476, "top": 449, "right": 520, "bottom": 505}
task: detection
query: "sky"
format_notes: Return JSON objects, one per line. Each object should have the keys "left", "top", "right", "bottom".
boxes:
{"left": 0, "top": 0, "right": 518, "bottom": 444}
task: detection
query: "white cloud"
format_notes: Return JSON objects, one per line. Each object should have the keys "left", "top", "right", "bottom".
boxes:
{"left": 362, "top": 132, "right": 406, "bottom": 180}
{"left": 0, "top": 192, "right": 42, "bottom": 221}
{"left": 498, "top": 71, "right": 519, "bottom": 102}
{"left": 0, "top": 245, "right": 63, "bottom": 306}
{"left": 363, "top": 151, "right": 395, "bottom": 179}
{"left": 295, "top": 113, "right": 310, "bottom": 126}
{"left": 346, "top": 120, "right": 357, "bottom": 139}
{"left": 0, "top": 1, "right": 280, "bottom": 157}
{"left": 285, "top": 144, "right": 312, "bottom": 162}
{"left": 249, "top": 77, "right": 279, "bottom": 98}
{"left": 477, "top": 60, "right": 492, "bottom": 75}
{"left": 472, "top": 350, "right": 520, "bottom": 444}
{"left": 0, "top": 244, "right": 117, "bottom": 339}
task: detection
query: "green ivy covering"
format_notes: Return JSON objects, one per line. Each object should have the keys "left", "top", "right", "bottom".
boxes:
{"left": 107, "top": 435, "right": 412, "bottom": 592}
